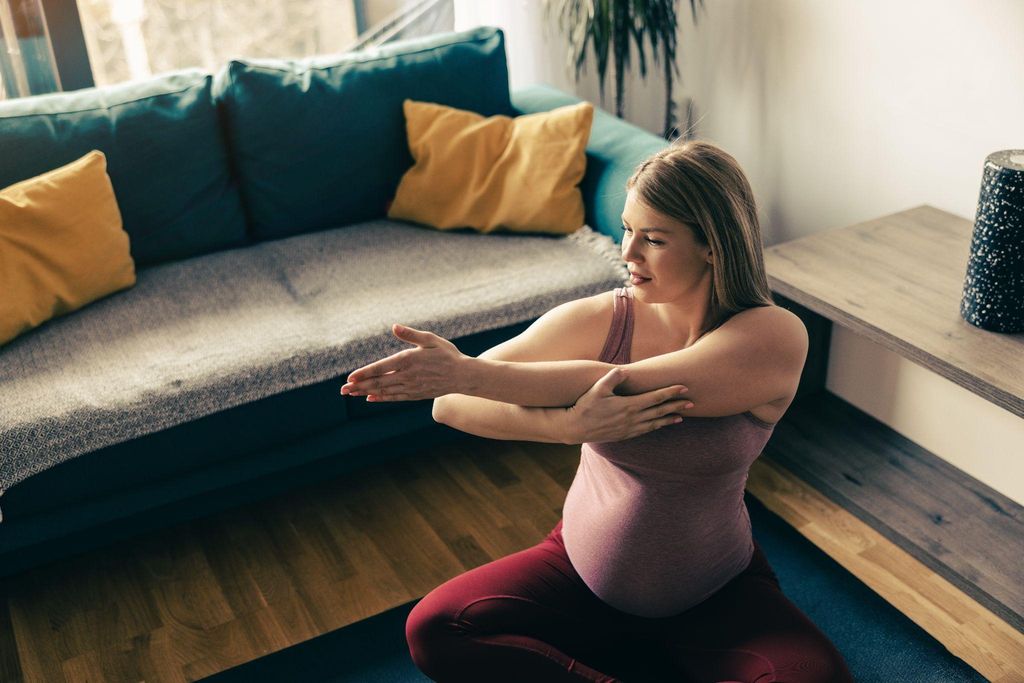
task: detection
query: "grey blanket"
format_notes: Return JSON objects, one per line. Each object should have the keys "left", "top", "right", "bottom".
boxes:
{"left": 0, "top": 219, "right": 627, "bottom": 516}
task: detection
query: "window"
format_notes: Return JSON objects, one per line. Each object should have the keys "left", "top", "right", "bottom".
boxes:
{"left": 0, "top": 0, "right": 453, "bottom": 98}
{"left": 77, "top": 0, "right": 361, "bottom": 87}
{"left": 0, "top": 0, "right": 61, "bottom": 98}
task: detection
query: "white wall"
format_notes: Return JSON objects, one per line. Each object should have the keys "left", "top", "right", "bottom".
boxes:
{"left": 456, "top": 1, "right": 1024, "bottom": 504}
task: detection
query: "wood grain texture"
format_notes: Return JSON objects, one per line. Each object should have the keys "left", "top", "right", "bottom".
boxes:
{"left": 764, "top": 204, "right": 1024, "bottom": 417}
{"left": 0, "top": 436, "right": 1011, "bottom": 681}
{"left": 747, "top": 455, "right": 1024, "bottom": 683}
{"left": 763, "top": 391, "right": 1024, "bottom": 633}
{"left": 0, "top": 583, "right": 24, "bottom": 683}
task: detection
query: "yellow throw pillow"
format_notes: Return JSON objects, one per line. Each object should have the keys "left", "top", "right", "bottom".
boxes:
{"left": 0, "top": 150, "right": 136, "bottom": 346}
{"left": 387, "top": 99, "right": 594, "bottom": 234}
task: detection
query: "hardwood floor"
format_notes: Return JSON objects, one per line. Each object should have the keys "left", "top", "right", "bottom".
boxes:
{"left": 762, "top": 391, "right": 1024, "bottom": 633}
{"left": 748, "top": 456, "right": 1024, "bottom": 683}
{"left": 1, "top": 436, "right": 1021, "bottom": 682}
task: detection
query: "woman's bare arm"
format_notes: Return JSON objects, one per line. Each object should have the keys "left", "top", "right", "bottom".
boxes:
{"left": 431, "top": 394, "right": 574, "bottom": 443}
{"left": 431, "top": 298, "right": 605, "bottom": 443}
{"left": 432, "top": 294, "right": 691, "bottom": 442}
{"left": 434, "top": 369, "right": 691, "bottom": 445}
{"left": 348, "top": 293, "right": 692, "bottom": 440}
{"left": 345, "top": 304, "right": 803, "bottom": 417}
{"left": 457, "top": 357, "right": 616, "bottom": 407}
{"left": 455, "top": 306, "right": 808, "bottom": 417}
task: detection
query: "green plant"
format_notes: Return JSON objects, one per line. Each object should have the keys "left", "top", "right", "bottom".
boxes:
{"left": 544, "top": 0, "right": 704, "bottom": 140}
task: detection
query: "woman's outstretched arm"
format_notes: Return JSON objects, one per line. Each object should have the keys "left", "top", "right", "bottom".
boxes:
{"left": 342, "top": 291, "right": 806, "bottom": 417}
{"left": 345, "top": 293, "right": 693, "bottom": 441}
{"left": 458, "top": 306, "right": 806, "bottom": 416}
{"left": 430, "top": 295, "right": 682, "bottom": 443}
{"left": 345, "top": 304, "right": 806, "bottom": 418}
{"left": 430, "top": 395, "right": 574, "bottom": 443}
{"left": 459, "top": 357, "right": 617, "bottom": 407}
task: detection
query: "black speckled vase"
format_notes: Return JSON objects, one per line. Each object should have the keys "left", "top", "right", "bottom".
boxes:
{"left": 960, "top": 150, "right": 1024, "bottom": 333}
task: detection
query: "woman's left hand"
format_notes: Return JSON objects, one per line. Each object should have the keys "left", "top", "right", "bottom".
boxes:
{"left": 340, "top": 324, "right": 468, "bottom": 402}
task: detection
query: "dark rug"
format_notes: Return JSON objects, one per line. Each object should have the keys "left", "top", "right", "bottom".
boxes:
{"left": 199, "top": 493, "right": 986, "bottom": 682}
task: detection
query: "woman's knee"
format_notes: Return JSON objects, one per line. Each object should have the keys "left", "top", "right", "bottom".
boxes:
{"left": 676, "top": 633, "right": 853, "bottom": 683}
{"left": 406, "top": 594, "right": 459, "bottom": 677}
{"left": 779, "top": 635, "right": 854, "bottom": 683}
{"left": 808, "top": 641, "right": 854, "bottom": 683}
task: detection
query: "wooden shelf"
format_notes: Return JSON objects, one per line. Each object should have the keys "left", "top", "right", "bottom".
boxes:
{"left": 762, "top": 204, "right": 1024, "bottom": 637}
{"left": 764, "top": 205, "right": 1024, "bottom": 418}
{"left": 761, "top": 391, "right": 1024, "bottom": 633}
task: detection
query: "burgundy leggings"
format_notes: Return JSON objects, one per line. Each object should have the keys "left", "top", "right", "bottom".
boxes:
{"left": 405, "top": 519, "right": 854, "bottom": 682}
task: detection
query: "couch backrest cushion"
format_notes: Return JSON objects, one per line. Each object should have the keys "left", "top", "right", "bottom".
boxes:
{"left": 0, "top": 70, "right": 248, "bottom": 267}
{"left": 213, "top": 25, "right": 514, "bottom": 241}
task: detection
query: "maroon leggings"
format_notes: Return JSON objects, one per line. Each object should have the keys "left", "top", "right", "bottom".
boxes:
{"left": 405, "top": 519, "right": 854, "bottom": 682}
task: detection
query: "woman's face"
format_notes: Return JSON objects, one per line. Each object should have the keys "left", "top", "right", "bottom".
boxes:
{"left": 620, "top": 189, "right": 713, "bottom": 300}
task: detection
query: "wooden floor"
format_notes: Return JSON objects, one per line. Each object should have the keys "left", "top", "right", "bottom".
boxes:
{"left": 1, "top": 436, "right": 1022, "bottom": 682}
{"left": 764, "top": 391, "right": 1024, "bottom": 633}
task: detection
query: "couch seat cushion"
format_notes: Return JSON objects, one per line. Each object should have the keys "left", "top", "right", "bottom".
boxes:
{"left": 0, "top": 220, "right": 626, "bottom": 514}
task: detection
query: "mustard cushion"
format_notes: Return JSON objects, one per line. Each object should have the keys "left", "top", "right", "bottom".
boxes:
{"left": 387, "top": 99, "right": 594, "bottom": 234}
{"left": 0, "top": 150, "right": 136, "bottom": 346}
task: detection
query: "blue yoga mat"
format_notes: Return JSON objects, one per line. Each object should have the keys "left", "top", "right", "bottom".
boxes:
{"left": 200, "top": 493, "right": 985, "bottom": 682}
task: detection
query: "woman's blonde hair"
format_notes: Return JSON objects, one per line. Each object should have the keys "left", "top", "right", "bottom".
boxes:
{"left": 626, "top": 139, "right": 775, "bottom": 333}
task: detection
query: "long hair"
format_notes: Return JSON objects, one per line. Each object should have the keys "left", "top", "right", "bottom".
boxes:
{"left": 626, "top": 139, "right": 775, "bottom": 333}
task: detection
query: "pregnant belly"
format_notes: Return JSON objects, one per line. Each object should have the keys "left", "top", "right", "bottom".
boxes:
{"left": 561, "top": 489, "right": 753, "bottom": 618}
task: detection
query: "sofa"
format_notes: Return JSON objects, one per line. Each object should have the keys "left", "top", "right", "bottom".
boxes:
{"left": 0, "top": 26, "right": 667, "bottom": 577}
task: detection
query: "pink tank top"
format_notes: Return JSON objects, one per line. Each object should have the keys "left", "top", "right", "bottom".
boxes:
{"left": 561, "top": 286, "right": 777, "bottom": 618}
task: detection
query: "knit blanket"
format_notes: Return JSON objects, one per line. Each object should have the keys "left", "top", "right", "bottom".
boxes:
{"left": 0, "top": 220, "right": 627, "bottom": 518}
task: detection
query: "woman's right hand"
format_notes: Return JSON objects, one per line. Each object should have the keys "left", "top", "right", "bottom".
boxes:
{"left": 563, "top": 367, "right": 694, "bottom": 445}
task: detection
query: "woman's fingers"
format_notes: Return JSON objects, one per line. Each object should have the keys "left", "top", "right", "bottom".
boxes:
{"left": 347, "top": 356, "right": 403, "bottom": 382}
{"left": 640, "top": 412, "right": 685, "bottom": 436}
{"left": 648, "top": 384, "right": 688, "bottom": 404}
{"left": 593, "top": 367, "right": 628, "bottom": 394}
{"left": 655, "top": 414, "right": 683, "bottom": 429}
{"left": 660, "top": 414, "right": 684, "bottom": 428}
{"left": 636, "top": 397, "right": 692, "bottom": 420}
{"left": 342, "top": 375, "right": 407, "bottom": 396}
{"left": 625, "top": 384, "right": 690, "bottom": 410}
{"left": 628, "top": 413, "right": 682, "bottom": 439}
{"left": 367, "top": 392, "right": 409, "bottom": 402}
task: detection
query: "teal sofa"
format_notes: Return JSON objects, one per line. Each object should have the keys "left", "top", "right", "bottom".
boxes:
{"left": 0, "top": 26, "right": 662, "bottom": 577}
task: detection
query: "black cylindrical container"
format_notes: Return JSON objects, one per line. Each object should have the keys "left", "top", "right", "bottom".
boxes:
{"left": 960, "top": 150, "right": 1024, "bottom": 333}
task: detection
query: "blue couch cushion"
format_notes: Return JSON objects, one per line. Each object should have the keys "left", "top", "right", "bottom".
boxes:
{"left": 0, "top": 70, "right": 248, "bottom": 266}
{"left": 213, "top": 25, "right": 515, "bottom": 241}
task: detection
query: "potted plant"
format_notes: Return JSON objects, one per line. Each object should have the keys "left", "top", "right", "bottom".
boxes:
{"left": 544, "top": 0, "right": 705, "bottom": 140}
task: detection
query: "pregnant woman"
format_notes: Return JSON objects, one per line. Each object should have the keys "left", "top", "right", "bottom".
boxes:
{"left": 341, "top": 140, "right": 854, "bottom": 682}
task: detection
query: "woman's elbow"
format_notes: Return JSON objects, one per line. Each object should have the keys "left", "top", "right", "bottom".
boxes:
{"left": 432, "top": 396, "right": 453, "bottom": 424}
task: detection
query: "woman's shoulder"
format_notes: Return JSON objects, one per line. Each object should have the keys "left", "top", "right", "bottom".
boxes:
{"left": 479, "top": 290, "right": 618, "bottom": 362}
{"left": 731, "top": 304, "right": 805, "bottom": 332}
{"left": 721, "top": 304, "right": 809, "bottom": 362}
{"left": 554, "top": 288, "right": 621, "bottom": 311}
{"left": 544, "top": 290, "right": 621, "bottom": 355}
{"left": 554, "top": 289, "right": 619, "bottom": 326}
